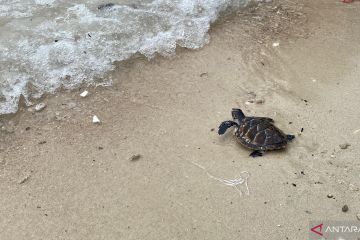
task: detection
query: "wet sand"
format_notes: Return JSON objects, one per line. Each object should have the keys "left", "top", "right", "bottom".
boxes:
{"left": 1, "top": 0, "right": 360, "bottom": 239}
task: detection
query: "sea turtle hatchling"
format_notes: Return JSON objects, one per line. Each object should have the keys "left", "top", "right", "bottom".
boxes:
{"left": 218, "top": 108, "right": 295, "bottom": 157}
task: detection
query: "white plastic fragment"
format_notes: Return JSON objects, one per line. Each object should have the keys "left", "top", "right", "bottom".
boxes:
{"left": 92, "top": 115, "right": 101, "bottom": 124}
{"left": 80, "top": 90, "right": 89, "bottom": 97}
{"left": 353, "top": 129, "right": 360, "bottom": 135}
{"left": 272, "top": 42, "right": 280, "bottom": 47}
{"left": 35, "top": 103, "right": 46, "bottom": 112}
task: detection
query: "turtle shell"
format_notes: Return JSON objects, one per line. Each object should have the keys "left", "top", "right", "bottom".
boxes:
{"left": 235, "top": 117, "right": 288, "bottom": 151}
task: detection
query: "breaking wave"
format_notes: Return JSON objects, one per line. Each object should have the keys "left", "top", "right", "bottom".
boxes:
{"left": 0, "top": 0, "right": 253, "bottom": 114}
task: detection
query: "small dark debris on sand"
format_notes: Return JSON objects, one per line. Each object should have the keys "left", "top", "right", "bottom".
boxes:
{"left": 98, "top": 3, "right": 115, "bottom": 10}
{"left": 19, "top": 175, "right": 31, "bottom": 184}
{"left": 342, "top": 205, "right": 349, "bottom": 213}
{"left": 25, "top": 127, "right": 30, "bottom": 131}
{"left": 210, "top": 128, "right": 215, "bottom": 132}
{"left": 339, "top": 143, "right": 351, "bottom": 149}
{"left": 39, "top": 141, "right": 47, "bottom": 145}
{"left": 98, "top": 146, "right": 104, "bottom": 150}
{"left": 200, "top": 72, "right": 208, "bottom": 77}
{"left": 130, "top": 154, "right": 142, "bottom": 162}
{"left": 255, "top": 99, "right": 265, "bottom": 104}
{"left": 327, "top": 193, "right": 334, "bottom": 198}
{"left": 300, "top": 128, "right": 304, "bottom": 132}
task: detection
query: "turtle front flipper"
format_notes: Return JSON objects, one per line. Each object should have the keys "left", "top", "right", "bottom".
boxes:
{"left": 286, "top": 135, "right": 295, "bottom": 141}
{"left": 218, "top": 121, "right": 238, "bottom": 135}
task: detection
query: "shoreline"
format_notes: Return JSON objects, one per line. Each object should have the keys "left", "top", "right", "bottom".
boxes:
{"left": 1, "top": 0, "right": 360, "bottom": 239}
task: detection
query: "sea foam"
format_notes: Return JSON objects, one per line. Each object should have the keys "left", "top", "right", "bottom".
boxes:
{"left": 0, "top": 0, "right": 252, "bottom": 114}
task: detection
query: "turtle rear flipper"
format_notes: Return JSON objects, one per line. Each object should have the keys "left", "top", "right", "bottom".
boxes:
{"left": 249, "top": 150, "right": 263, "bottom": 158}
{"left": 218, "top": 121, "right": 238, "bottom": 135}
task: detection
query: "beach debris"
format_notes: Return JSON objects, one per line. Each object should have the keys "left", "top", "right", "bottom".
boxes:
{"left": 19, "top": 175, "right": 31, "bottom": 184}
{"left": 272, "top": 42, "right": 280, "bottom": 47}
{"left": 38, "top": 141, "right": 47, "bottom": 145}
{"left": 327, "top": 193, "right": 334, "bottom": 198}
{"left": 353, "top": 129, "right": 360, "bottom": 135}
{"left": 92, "top": 115, "right": 101, "bottom": 124}
{"left": 210, "top": 128, "right": 215, "bottom": 132}
{"left": 200, "top": 72, "right": 208, "bottom": 77}
{"left": 330, "top": 154, "right": 335, "bottom": 158}
{"left": 245, "top": 98, "right": 265, "bottom": 105}
{"left": 80, "top": 90, "right": 89, "bottom": 98}
{"left": 98, "top": 3, "right": 115, "bottom": 10}
{"left": 129, "top": 154, "right": 142, "bottom": 161}
{"left": 339, "top": 143, "right": 351, "bottom": 149}
{"left": 25, "top": 127, "right": 31, "bottom": 131}
{"left": 255, "top": 99, "right": 265, "bottom": 104}
{"left": 342, "top": 205, "right": 349, "bottom": 213}
{"left": 245, "top": 94, "right": 265, "bottom": 105}
{"left": 300, "top": 128, "right": 304, "bottom": 132}
{"left": 35, "top": 102, "right": 46, "bottom": 112}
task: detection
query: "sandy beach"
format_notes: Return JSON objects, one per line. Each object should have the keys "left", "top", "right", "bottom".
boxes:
{"left": 1, "top": 0, "right": 360, "bottom": 239}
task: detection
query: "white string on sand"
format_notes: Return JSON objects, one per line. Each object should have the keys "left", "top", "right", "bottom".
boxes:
{"left": 189, "top": 161, "right": 250, "bottom": 197}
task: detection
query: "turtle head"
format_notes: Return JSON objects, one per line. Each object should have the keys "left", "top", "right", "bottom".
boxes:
{"left": 231, "top": 108, "right": 245, "bottom": 122}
